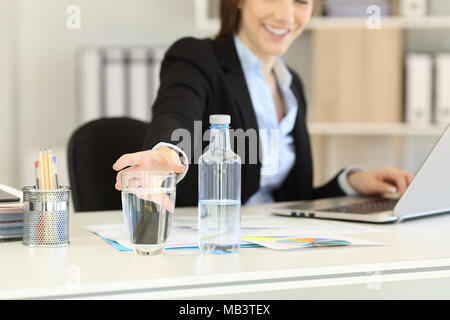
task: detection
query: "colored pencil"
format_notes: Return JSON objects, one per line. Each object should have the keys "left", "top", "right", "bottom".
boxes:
{"left": 48, "top": 149, "right": 55, "bottom": 189}
{"left": 38, "top": 150, "right": 45, "bottom": 189}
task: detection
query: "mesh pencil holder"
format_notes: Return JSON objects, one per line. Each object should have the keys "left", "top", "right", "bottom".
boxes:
{"left": 22, "top": 186, "right": 70, "bottom": 247}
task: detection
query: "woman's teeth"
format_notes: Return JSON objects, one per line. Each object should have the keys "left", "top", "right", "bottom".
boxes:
{"left": 263, "top": 24, "right": 290, "bottom": 36}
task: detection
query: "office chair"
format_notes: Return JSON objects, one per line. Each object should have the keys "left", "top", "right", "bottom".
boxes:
{"left": 68, "top": 117, "right": 149, "bottom": 212}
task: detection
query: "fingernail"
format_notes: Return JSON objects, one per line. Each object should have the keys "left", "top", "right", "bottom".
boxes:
{"left": 389, "top": 186, "right": 397, "bottom": 193}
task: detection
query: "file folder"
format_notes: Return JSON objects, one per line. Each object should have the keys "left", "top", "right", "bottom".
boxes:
{"left": 104, "top": 48, "right": 127, "bottom": 117}
{"left": 77, "top": 46, "right": 167, "bottom": 124}
{"left": 79, "top": 49, "right": 101, "bottom": 123}
{"left": 405, "top": 53, "right": 432, "bottom": 125}
{"left": 435, "top": 53, "right": 450, "bottom": 125}
{"left": 129, "top": 48, "right": 150, "bottom": 122}
{"left": 401, "top": 0, "right": 427, "bottom": 17}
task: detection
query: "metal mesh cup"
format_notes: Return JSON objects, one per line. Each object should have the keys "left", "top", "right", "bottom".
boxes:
{"left": 22, "top": 186, "right": 70, "bottom": 247}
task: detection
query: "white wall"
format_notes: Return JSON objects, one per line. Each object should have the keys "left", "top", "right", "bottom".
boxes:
{"left": 0, "top": 0, "right": 18, "bottom": 188}
{"left": 3, "top": 0, "right": 214, "bottom": 189}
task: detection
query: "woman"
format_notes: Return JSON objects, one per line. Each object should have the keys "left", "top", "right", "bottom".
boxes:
{"left": 113, "top": 0, "right": 413, "bottom": 207}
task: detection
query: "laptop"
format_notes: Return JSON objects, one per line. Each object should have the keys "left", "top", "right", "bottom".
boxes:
{"left": 269, "top": 124, "right": 450, "bottom": 223}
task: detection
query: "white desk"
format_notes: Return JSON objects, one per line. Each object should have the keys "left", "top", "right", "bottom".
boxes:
{"left": 2, "top": 202, "right": 450, "bottom": 300}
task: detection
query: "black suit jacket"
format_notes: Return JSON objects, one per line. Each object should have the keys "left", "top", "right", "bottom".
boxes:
{"left": 143, "top": 36, "right": 345, "bottom": 207}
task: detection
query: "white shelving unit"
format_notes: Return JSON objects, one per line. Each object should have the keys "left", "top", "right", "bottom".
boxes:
{"left": 304, "top": 11, "right": 450, "bottom": 184}
{"left": 195, "top": 10, "right": 450, "bottom": 33}
{"left": 308, "top": 122, "right": 448, "bottom": 136}
{"left": 306, "top": 16, "right": 450, "bottom": 29}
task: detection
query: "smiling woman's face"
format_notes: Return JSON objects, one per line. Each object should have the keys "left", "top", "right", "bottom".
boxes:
{"left": 237, "top": 0, "right": 313, "bottom": 60}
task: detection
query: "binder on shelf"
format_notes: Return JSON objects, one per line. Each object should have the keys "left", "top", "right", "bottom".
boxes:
{"left": 391, "top": 0, "right": 401, "bottom": 16}
{"left": 312, "top": 0, "right": 323, "bottom": 16}
{"left": 79, "top": 49, "right": 101, "bottom": 124}
{"left": 323, "top": 0, "right": 392, "bottom": 17}
{"left": 400, "top": 0, "right": 427, "bottom": 17}
{"left": 77, "top": 46, "right": 166, "bottom": 124}
{"left": 104, "top": 48, "right": 127, "bottom": 118}
{"left": 405, "top": 53, "right": 432, "bottom": 125}
{"left": 129, "top": 48, "right": 150, "bottom": 122}
{"left": 435, "top": 53, "right": 450, "bottom": 126}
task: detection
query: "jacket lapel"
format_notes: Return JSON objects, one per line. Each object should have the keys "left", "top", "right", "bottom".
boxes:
{"left": 213, "top": 36, "right": 261, "bottom": 200}
{"left": 214, "top": 36, "right": 259, "bottom": 133}
{"left": 289, "top": 75, "right": 314, "bottom": 199}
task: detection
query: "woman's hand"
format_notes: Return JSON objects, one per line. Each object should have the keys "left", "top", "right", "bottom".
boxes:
{"left": 113, "top": 145, "right": 186, "bottom": 191}
{"left": 347, "top": 167, "right": 414, "bottom": 196}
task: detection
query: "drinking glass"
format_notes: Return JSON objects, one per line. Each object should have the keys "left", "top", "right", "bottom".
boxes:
{"left": 121, "top": 171, "right": 177, "bottom": 255}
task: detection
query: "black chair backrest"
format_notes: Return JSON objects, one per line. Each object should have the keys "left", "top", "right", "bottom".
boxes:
{"left": 68, "top": 117, "right": 149, "bottom": 212}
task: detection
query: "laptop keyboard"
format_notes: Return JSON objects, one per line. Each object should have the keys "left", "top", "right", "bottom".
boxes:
{"left": 321, "top": 198, "right": 398, "bottom": 214}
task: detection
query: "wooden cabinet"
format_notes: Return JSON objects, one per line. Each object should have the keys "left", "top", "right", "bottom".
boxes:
{"left": 312, "top": 28, "right": 404, "bottom": 123}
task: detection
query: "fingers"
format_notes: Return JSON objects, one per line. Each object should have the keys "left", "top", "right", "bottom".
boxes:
{"left": 353, "top": 167, "right": 414, "bottom": 196}
{"left": 372, "top": 180, "right": 398, "bottom": 194}
{"left": 115, "top": 167, "right": 134, "bottom": 191}
{"left": 162, "top": 148, "right": 186, "bottom": 173}
{"left": 392, "top": 175, "right": 407, "bottom": 194}
{"left": 378, "top": 167, "right": 412, "bottom": 195}
{"left": 136, "top": 192, "right": 175, "bottom": 214}
{"left": 404, "top": 170, "right": 414, "bottom": 185}
{"left": 113, "top": 153, "right": 141, "bottom": 171}
{"left": 113, "top": 147, "right": 187, "bottom": 196}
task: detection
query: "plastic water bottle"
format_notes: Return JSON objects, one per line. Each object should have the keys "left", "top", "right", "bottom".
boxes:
{"left": 198, "top": 114, "right": 242, "bottom": 254}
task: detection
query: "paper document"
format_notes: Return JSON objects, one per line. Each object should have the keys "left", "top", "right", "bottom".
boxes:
{"left": 85, "top": 224, "right": 261, "bottom": 251}
{"left": 241, "top": 235, "right": 381, "bottom": 250}
{"left": 86, "top": 223, "right": 383, "bottom": 252}
{"left": 175, "top": 214, "right": 382, "bottom": 236}
{"left": 85, "top": 224, "right": 205, "bottom": 250}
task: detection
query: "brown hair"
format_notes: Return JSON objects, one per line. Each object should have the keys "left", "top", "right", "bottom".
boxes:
{"left": 216, "top": 0, "right": 241, "bottom": 39}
